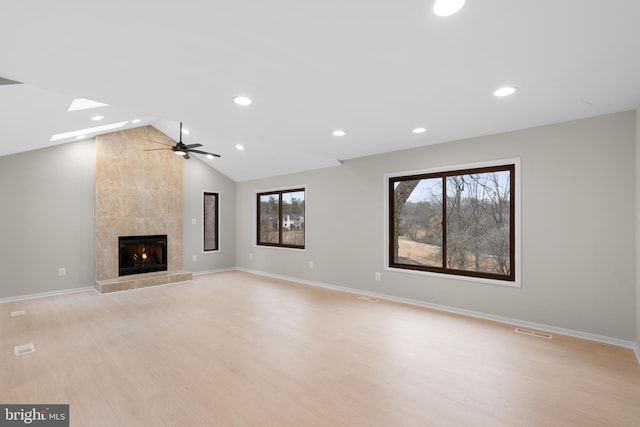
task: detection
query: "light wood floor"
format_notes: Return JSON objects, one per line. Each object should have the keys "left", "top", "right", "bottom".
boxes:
{"left": 2, "top": 271, "right": 639, "bottom": 426}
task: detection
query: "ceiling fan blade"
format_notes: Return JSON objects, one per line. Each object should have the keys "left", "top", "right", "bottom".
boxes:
{"left": 189, "top": 149, "right": 221, "bottom": 158}
{"left": 184, "top": 143, "right": 202, "bottom": 149}
{"left": 144, "top": 138, "right": 173, "bottom": 147}
{"left": 184, "top": 152, "right": 191, "bottom": 160}
{"left": 144, "top": 148, "right": 171, "bottom": 151}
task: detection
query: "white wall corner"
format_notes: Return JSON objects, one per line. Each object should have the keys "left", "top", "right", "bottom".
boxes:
{"left": 636, "top": 107, "right": 640, "bottom": 356}
{"left": 633, "top": 342, "right": 640, "bottom": 365}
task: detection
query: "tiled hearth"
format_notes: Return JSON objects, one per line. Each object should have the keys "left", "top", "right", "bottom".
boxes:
{"left": 94, "top": 126, "right": 189, "bottom": 292}
{"left": 95, "top": 270, "right": 192, "bottom": 294}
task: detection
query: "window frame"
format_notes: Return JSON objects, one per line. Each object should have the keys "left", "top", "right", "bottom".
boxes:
{"left": 256, "top": 187, "right": 306, "bottom": 250}
{"left": 203, "top": 192, "right": 219, "bottom": 252}
{"left": 385, "top": 159, "right": 520, "bottom": 287}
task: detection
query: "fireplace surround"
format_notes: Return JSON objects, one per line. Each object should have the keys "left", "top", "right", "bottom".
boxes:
{"left": 94, "top": 126, "right": 184, "bottom": 282}
{"left": 94, "top": 126, "right": 191, "bottom": 292}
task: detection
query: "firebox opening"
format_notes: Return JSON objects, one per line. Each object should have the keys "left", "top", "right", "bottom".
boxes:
{"left": 118, "top": 235, "right": 168, "bottom": 276}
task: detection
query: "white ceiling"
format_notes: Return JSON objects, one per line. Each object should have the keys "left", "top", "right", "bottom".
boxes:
{"left": 1, "top": 0, "right": 639, "bottom": 182}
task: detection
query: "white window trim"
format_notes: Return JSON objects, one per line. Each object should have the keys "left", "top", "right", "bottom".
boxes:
{"left": 383, "top": 158, "right": 521, "bottom": 288}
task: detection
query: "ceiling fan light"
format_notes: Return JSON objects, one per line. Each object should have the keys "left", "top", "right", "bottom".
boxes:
{"left": 175, "top": 150, "right": 186, "bottom": 156}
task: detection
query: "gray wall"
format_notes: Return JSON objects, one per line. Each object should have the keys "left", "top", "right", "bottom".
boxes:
{"left": 0, "top": 137, "right": 237, "bottom": 299}
{"left": 0, "top": 140, "right": 96, "bottom": 298}
{"left": 236, "top": 111, "right": 637, "bottom": 341}
{"left": 183, "top": 156, "right": 236, "bottom": 272}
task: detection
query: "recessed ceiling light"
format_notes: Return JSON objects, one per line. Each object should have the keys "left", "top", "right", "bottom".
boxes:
{"left": 206, "top": 154, "right": 215, "bottom": 159}
{"left": 181, "top": 128, "right": 189, "bottom": 135}
{"left": 332, "top": 130, "right": 346, "bottom": 137}
{"left": 67, "top": 98, "right": 108, "bottom": 112}
{"left": 91, "top": 115, "right": 104, "bottom": 121}
{"left": 412, "top": 127, "right": 427, "bottom": 134}
{"left": 50, "top": 121, "right": 129, "bottom": 141}
{"left": 433, "top": 0, "right": 465, "bottom": 17}
{"left": 233, "top": 96, "right": 252, "bottom": 106}
{"left": 493, "top": 86, "right": 518, "bottom": 97}
{"left": 235, "top": 144, "right": 245, "bottom": 151}
{"left": 132, "top": 118, "right": 142, "bottom": 124}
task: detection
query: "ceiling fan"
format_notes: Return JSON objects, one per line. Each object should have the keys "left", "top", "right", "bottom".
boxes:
{"left": 144, "top": 122, "right": 220, "bottom": 160}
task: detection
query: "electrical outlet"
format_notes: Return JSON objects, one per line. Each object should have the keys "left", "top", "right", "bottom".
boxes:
{"left": 58, "top": 268, "right": 66, "bottom": 276}
{"left": 192, "top": 255, "right": 197, "bottom": 262}
{"left": 308, "top": 261, "right": 314, "bottom": 269}
{"left": 375, "top": 272, "right": 381, "bottom": 281}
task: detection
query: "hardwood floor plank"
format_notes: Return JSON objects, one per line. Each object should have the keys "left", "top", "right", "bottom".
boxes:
{"left": 1, "top": 271, "right": 639, "bottom": 426}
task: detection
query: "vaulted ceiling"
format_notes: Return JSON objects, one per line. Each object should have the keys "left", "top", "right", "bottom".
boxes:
{"left": 1, "top": 1, "right": 639, "bottom": 181}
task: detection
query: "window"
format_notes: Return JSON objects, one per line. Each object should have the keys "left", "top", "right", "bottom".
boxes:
{"left": 389, "top": 163, "right": 515, "bottom": 282}
{"left": 203, "top": 192, "right": 219, "bottom": 251}
{"left": 257, "top": 188, "right": 305, "bottom": 249}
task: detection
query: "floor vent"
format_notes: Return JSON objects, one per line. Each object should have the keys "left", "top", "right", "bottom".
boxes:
{"left": 514, "top": 328, "right": 552, "bottom": 339}
{"left": 14, "top": 343, "right": 35, "bottom": 356}
{"left": 10, "top": 310, "right": 26, "bottom": 317}
{"left": 358, "top": 296, "right": 379, "bottom": 303}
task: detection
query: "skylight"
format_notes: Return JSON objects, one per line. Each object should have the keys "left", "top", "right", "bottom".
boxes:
{"left": 67, "top": 98, "right": 109, "bottom": 112}
{"left": 50, "top": 121, "right": 129, "bottom": 141}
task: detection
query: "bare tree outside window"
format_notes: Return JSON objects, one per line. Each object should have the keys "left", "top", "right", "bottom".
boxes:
{"left": 389, "top": 165, "right": 514, "bottom": 281}
{"left": 204, "top": 192, "right": 219, "bottom": 251}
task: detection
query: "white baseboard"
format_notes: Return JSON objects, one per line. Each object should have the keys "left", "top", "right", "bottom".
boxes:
{"left": 192, "top": 267, "right": 237, "bottom": 276}
{"left": 0, "top": 286, "right": 96, "bottom": 304}
{"left": 1, "top": 268, "right": 232, "bottom": 302}
{"left": 5, "top": 269, "right": 640, "bottom": 365}
{"left": 237, "top": 267, "right": 640, "bottom": 362}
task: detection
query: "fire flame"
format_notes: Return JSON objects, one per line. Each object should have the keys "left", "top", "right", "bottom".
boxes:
{"left": 141, "top": 247, "right": 147, "bottom": 260}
